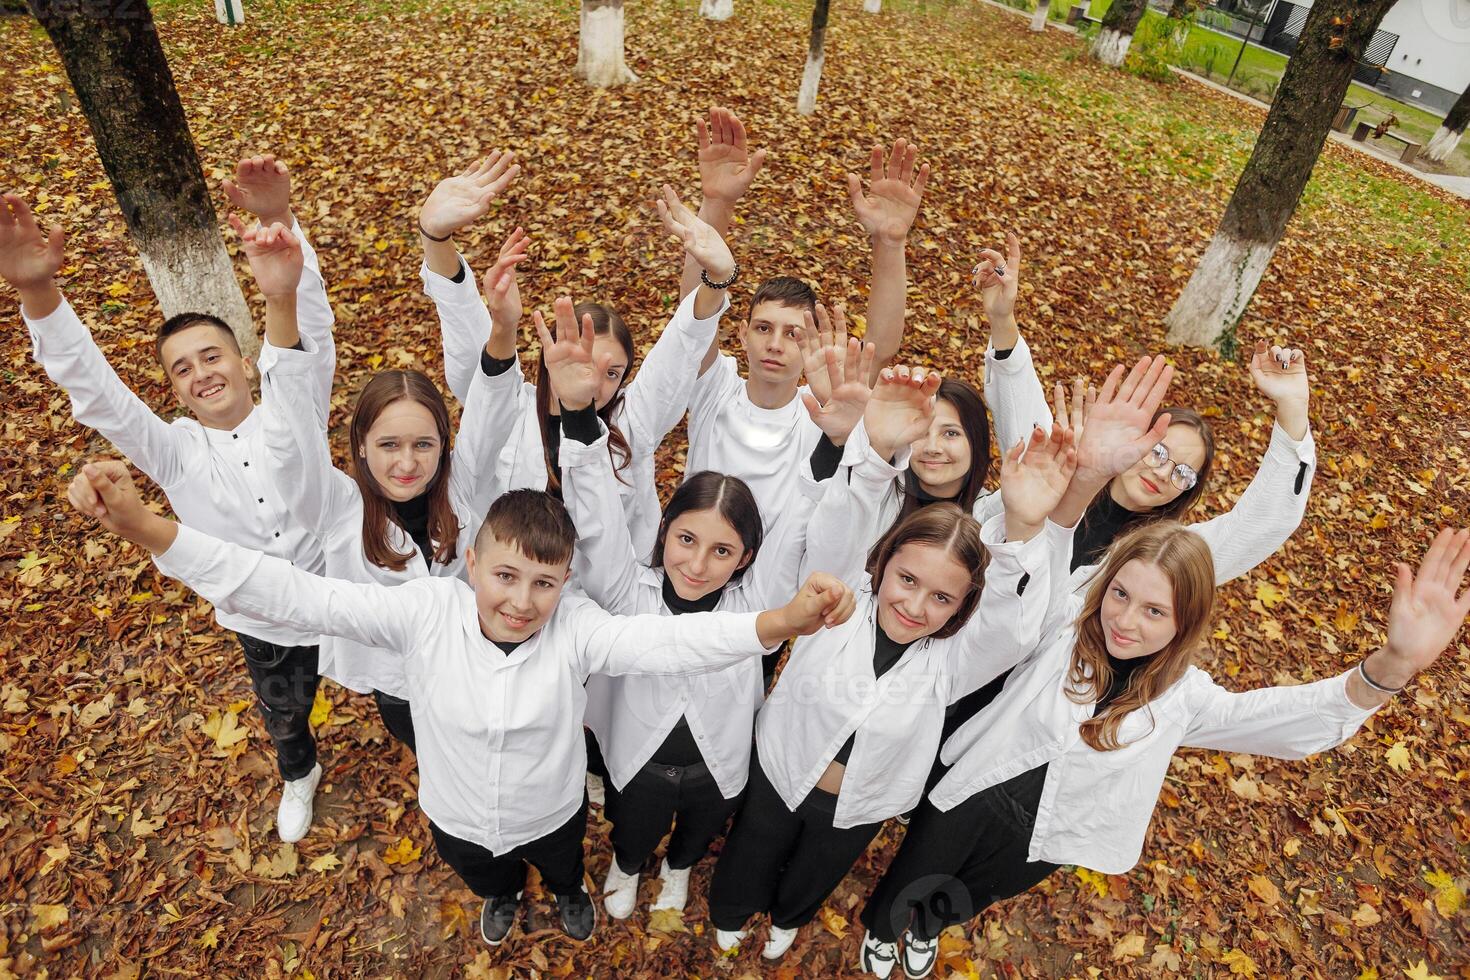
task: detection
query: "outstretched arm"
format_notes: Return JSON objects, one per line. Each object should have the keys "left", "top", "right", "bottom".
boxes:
{"left": 975, "top": 232, "right": 1053, "bottom": 450}
{"left": 848, "top": 138, "right": 928, "bottom": 378}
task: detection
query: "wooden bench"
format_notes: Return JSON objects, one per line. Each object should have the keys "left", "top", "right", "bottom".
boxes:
{"left": 1351, "top": 121, "right": 1424, "bottom": 165}
{"left": 1066, "top": 5, "right": 1101, "bottom": 27}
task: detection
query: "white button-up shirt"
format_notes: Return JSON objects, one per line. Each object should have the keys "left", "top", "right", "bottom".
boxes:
{"left": 931, "top": 520, "right": 1380, "bottom": 874}
{"left": 154, "top": 525, "right": 770, "bottom": 853}
{"left": 27, "top": 221, "right": 334, "bottom": 645}
{"left": 425, "top": 262, "right": 728, "bottom": 560}
{"left": 559, "top": 424, "right": 819, "bottom": 799}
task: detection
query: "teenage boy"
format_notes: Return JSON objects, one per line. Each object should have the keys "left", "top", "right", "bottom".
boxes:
{"left": 1, "top": 155, "right": 336, "bottom": 842}
{"left": 65, "top": 300, "right": 856, "bottom": 945}
{"left": 679, "top": 108, "right": 929, "bottom": 526}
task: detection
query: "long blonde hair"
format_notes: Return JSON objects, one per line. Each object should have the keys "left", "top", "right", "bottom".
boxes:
{"left": 1067, "top": 521, "right": 1215, "bottom": 751}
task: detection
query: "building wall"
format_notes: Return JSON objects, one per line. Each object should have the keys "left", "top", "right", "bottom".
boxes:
{"left": 1378, "top": 0, "right": 1470, "bottom": 98}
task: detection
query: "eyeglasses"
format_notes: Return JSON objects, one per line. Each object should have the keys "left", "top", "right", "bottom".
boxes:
{"left": 1147, "top": 443, "right": 1198, "bottom": 491}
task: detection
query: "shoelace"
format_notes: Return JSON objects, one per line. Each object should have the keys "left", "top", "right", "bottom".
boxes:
{"left": 282, "top": 779, "right": 315, "bottom": 804}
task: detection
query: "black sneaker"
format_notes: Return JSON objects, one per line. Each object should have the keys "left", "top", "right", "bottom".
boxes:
{"left": 480, "top": 892, "right": 521, "bottom": 946}
{"left": 554, "top": 885, "right": 598, "bottom": 941}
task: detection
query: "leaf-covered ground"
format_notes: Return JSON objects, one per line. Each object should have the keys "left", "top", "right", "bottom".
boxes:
{"left": 2, "top": 0, "right": 1468, "bottom": 976}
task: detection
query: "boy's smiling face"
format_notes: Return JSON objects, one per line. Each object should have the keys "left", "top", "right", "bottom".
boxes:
{"left": 464, "top": 533, "right": 572, "bottom": 643}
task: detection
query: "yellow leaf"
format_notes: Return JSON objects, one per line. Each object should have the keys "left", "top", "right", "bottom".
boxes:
{"left": 127, "top": 591, "right": 154, "bottom": 604}
{"left": 1333, "top": 601, "right": 1358, "bottom": 633}
{"left": 367, "top": 353, "right": 384, "bottom": 370}
{"left": 40, "top": 842, "right": 70, "bottom": 875}
{"left": 374, "top": 238, "right": 390, "bottom": 252}
{"left": 308, "top": 852, "right": 341, "bottom": 873}
{"left": 818, "top": 905, "right": 849, "bottom": 939}
{"left": 1283, "top": 838, "right": 1301, "bottom": 857}
{"left": 1074, "top": 866, "right": 1108, "bottom": 898}
{"left": 1247, "top": 874, "right": 1281, "bottom": 906}
{"left": 31, "top": 903, "right": 69, "bottom": 931}
{"left": 1351, "top": 902, "right": 1381, "bottom": 926}
{"left": 1384, "top": 741, "right": 1413, "bottom": 773}
{"left": 105, "top": 281, "right": 132, "bottom": 297}
{"left": 1111, "top": 933, "right": 1146, "bottom": 959}
{"left": 308, "top": 687, "right": 332, "bottom": 728}
{"left": 383, "top": 836, "right": 422, "bottom": 866}
{"left": 1370, "top": 512, "right": 1389, "bottom": 529}
{"left": 1254, "top": 581, "right": 1285, "bottom": 608}
{"left": 55, "top": 753, "right": 78, "bottom": 776}
{"left": 1221, "top": 947, "right": 1258, "bottom": 976}
{"left": 648, "top": 907, "right": 688, "bottom": 934}
{"left": 197, "top": 924, "right": 221, "bottom": 949}
{"left": 1424, "top": 870, "right": 1464, "bottom": 917}
{"left": 1402, "top": 961, "right": 1443, "bottom": 980}
{"left": 201, "top": 708, "right": 249, "bottom": 752}
{"left": 1358, "top": 968, "right": 1380, "bottom": 980}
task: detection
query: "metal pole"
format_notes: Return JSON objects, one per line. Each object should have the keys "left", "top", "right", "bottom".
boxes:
{"left": 1226, "top": 0, "right": 1269, "bottom": 87}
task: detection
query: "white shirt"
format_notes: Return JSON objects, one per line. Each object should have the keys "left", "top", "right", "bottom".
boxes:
{"left": 153, "top": 525, "right": 770, "bottom": 854}
{"left": 424, "top": 261, "right": 728, "bottom": 559}
{"left": 753, "top": 441, "right": 1052, "bottom": 829}
{"left": 559, "top": 423, "right": 819, "bottom": 798}
{"left": 685, "top": 352, "right": 824, "bottom": 531}
{"left": 932, "top": 524, "right": 1379, "bottom": 874}
{"left": 26, "top": 221, "right": 334, "bottom": 645}
{"left": 259, "top": 340, "right": 523, "bottom": 698}
{"left": 980, "top": 335, "right": 1318, "bottom": 589}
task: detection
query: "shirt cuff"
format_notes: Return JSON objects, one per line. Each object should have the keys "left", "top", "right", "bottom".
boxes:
{"left": 419, "top": 257, "right": 479, "bottom": 304}
{"left": 809, "top": 433, "right": 844, "bottom": 481}
{"left": 984, "top": 333, "right": 1034, "bottom": 374}
{"left": 560, "top": 402, "right": 601, "bottom": 445}
{"left": 153, "top": 523, "right": 214, "bottom": 582}
{"left": 479, "top": 349, "right": 517, "bottom": 378}
{"left": 1268, "top": 419, "right": 1316, "bottom": 464}
{"left": 259, "top": 335, "right": 327, "bottom": 377}
{"left": 980, "top": 511, "right": 1050, "bottom": 572}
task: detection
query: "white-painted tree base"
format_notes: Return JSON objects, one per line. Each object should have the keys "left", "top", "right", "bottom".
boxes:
{"left": 214, "top": 0, "right": 244, "bottom": 25}
{"left": 138, "top": 224, "right": 256, "bottom": 356}
{"left": 796, "top": 49, "right": 825, "bottom": 116}
{"left": 1029, "top": 0, "right": 1050, "bottom": 31}
{"left": 863, "top": 0, "right": 882, "bottom": 12}
{"left": 700, "top": 0, "right": 734, "bottom": 20}
{"left": 579, "top": 4, "right": 638, "bottom": 88}
{"left": 1425, "top": 125, "right": 1464, "bottom": 163}
{"left": 1091, "top": 28, "right": 1132, "bottom": 66}
{"left": 1164, "top": 230, "right": 1276, "bottom": 348}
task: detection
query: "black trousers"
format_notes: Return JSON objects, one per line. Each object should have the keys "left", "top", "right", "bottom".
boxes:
{"left": 860, "top": 784, "right": 1059, "bottom": 942}
{"left": 708, "top": 750, "right": 883, "bottom": 931}
{"left": 585, "top": 728, "right": 609, "bottom": 780}
{"left": 372, "top": 690, "right": 416, "bottom": 753}
{"left": 236, "top": 633, "right": 320, "bottom": 781}
{"left": 605, "top": 758, "right": 742, "bottom": 874}
{"left": 429, "top": 795, "right": 590, "bottom": 900}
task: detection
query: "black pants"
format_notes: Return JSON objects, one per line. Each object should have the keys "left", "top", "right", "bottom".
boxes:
{"left": 237, "top": 633, "right": 320, "bottom": 781}
{"left": 708, "top": 751, "right": 883, "bottom": 931}
{"left": 372, "top": 690, "right": 416, "bottom": 753}
{"left": 605, "top": 759, "right": 741, "bottom": 874}
{"left": 585, "top": 728, "right": 609, "bottom": 781}
{"left": 860, "top": 784, "right": 1058, "bottom": 942}
{"left": 429, "top": 795, "right": 590, "bottom": 900}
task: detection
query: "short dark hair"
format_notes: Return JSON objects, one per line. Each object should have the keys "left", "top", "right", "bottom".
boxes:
{"left": 155, "top": 312, "right": 240, "bottom": 365}
{"left": 652, "top": 471, "right": 764, "bottom": 579}
{"left": 476, "top": 489, "right": 577, "bottom": 566}
{"left": 865, "top": 503, "right": 986, "bottom": 639}
{"left": 748, "top": 276, "right": 817, "bottom": 320}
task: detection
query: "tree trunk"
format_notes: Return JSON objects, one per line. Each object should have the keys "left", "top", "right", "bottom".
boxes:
{"left": 1091, "top": 0, "right": 1147, "bottom": 66}
{"left": 796, "top": 0, "right": 831, "bottom": 116}
{"left": 1165, "top": 0, "right": 1399, "bottom": 348}
{"left": 214, "top": 0, "right": 245, "bottom": 25}
{"left": 699, "top": 0, "right": 734, "bottom": 21}
{"left": 1029, "top": 0, "right": 1051, "bottom": 31}
{"left": 863, "top": 0, "right": 881, "bottom": 12}
{"left": 26, "top": 0, "right": 255, "bottom": 355}
{"left": 1424, "top": 85, "right": 1469, "bottom": 163}
{"left": 578, "top": 0, "right": 638, "bottom": 88}
{"left": 1166, "top": 0, "right": 1192, "bottom": 18}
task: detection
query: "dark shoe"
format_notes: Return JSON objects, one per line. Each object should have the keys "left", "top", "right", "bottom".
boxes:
{"left": 554, "top": 885, "right": 598, "bottom": 941}
{"left": 480, "top": 892, "right": 521, "bottom": 946}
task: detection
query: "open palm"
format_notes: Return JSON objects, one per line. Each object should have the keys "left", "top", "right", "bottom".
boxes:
{"left": 535, "top": 297, "right": 609, "bottom": 411}
{"left": 864, "top": 366, "right": 941, "bottom": 459}
{"left": 1385, "top": 528, "right": 1470, "bottom": 674}
{"left": 1000, "top": 425, "right": 1077, "bottom": 528}
{"left": 657, "top": 184, "right": 734, "bottom": 278}
{"left": 802, "top": 338, "right": 875, "bottom": 444}
{"left": 698, "top": 107, "right": 767, "bottom": 205}
{"left": 420, "top": 151, "right": 519, "bottom": 240}
{"left": 848, "top": 138, "right": 928, "bottom": 246}
{"left": 0, "top": 194, "right": 64, "bottom": 289}
{"left": 221, "top": 154, "right": 291, "bottom": 226}
{"left": 1074, "top": 356, "right": 1174, "bottom": 484}
{"left": 1247, "top": 340, "right": 1309, "bottom": 406}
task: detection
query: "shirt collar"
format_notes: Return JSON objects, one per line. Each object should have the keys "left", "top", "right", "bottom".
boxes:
{"left": 202, "top": 405, "right": 262, "bottom": 445}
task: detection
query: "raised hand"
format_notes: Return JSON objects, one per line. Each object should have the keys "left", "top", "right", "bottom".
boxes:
{"left": 1381, "top": 529, "right": 1470, "bottom": 678}
{"left": 482, "top": 226, "right": 529, "bottom": 329}
{"left": 230, "top": 215, "right": 303, "bottom": 297}
{"left": 802, "top": 335, "right": 876, "bottom": 445}
{"left": 1073, "top": 356, "right": 1174, "bottom": 487}
{"left": 697, "top": 106, "right": 767, "bottom": 206}
{"left": 221, "top": 154, "right": 291, "bottom": 228}
{"left": 1000, "top": 425, "right": 1078, "bottom": 534}
{"left": 656, "top": 184, "right": 736, "bottom": 280}
{"left": 67, "top": 460, "right": 174, "bottom": 552}
{"left": 0, "top": 194, "right": 64, "bottom": 291}
{"left": 798, "top": 302, "right": 851, "bottom": 405}
{"left": 419, "top": 151, "right": 520, "bottom": 241}
{"left": 534, "top": 297, "right": 611, "bottom": 412}
{"left": 787, "top": 572, "right": 858, "bottom": 633}
{"left": 864, "top": 365, "right": 942, "bottom": 461}
{"left": 972, "top": 231, "right": 1022, "bottom": 324}
{"left": 847, "top": 137, "right": 929, "bottom": 247}
{"left": 1052, "top": 376, "right": 1094, "bottom": 441}
{"left": 1247, "top": 339, "right": 1309, "bottom": 407}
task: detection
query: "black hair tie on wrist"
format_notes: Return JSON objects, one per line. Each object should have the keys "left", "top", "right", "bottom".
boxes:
{"left": 418, "top": 221, "right": 452, "bottom": 243}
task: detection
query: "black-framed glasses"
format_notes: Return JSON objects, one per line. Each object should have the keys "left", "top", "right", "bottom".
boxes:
{"left": 1148, "top": 443, "right": 1198, "bottom": 491}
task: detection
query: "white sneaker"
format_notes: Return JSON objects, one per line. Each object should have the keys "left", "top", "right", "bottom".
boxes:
{"left": 601, "top": 859, "right": 640, "bottom": 919}
{"left": 586, "top": 772, "right": 606, "bottom": 807}
{"left": 900, "top": 930, "right": 940, "bottom": 979}
{"left": 714, "top": 928, "right": 746, "bottom": 952}
{"left": 860, "top": 929, "right": 899, "bottom": 978}
{"left": 650, "top": 858, "right": 691, "bottom": 912}
{"left": 276, "top": 763, "right": 322, "bottom": 843}
{"left": 762, "top": 924, "right": 800, "bottom": 960}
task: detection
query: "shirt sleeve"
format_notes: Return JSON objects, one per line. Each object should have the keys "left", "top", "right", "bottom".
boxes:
{"left": 983, "top": 333, "right": 1053, "bottom": 456}
{"left": 564, "top": 596, "right": 766, "bottom": 678}
{"left": 258, "top": 339, "right": 353, "bottom": 537}
{"left": 741, "top": 467, "right": 823, "bottom": 625}
{"left": 801, "top": 423, "right": 907, "bottom": 590}
{"left": 421, "top": 255, "right": 492, "bottom": 405}
{"left": 620, "top": 289, "right": 730, "bottom": 452}
{"left": 1180, "top": 668, "right": 1380, "bottom": 759}
{"left": 559, "top": 420, "right": 646, "bottom": 615}
{"left": 26, "top": 298, "right": 186, "bottom": 490}
{"left": 154, "top": 524, "right": 435, "bottom": 655}
{"left": 257, "top": 219, "right": 336, "bottom": 422}
{"left": 448, "top": 353, "right": 530, "bottom": 523}
{"left": 1185, "top": 422, "right": 1317, "bottom": 586}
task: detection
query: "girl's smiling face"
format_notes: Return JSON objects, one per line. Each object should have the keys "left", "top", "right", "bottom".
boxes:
{"left": 362, "top": 399, "right": 442, "bottom": 502}
{"left": 1111, "top": 423, "right": 1207, "bottom": 512}
{"left": 1099, "top": 559, "right": 1178, "bottom": 659}
{"left": 909, "top": 399, "right": 973, "bottom": 499}
{"left": 875, "top": 541, "right": 975, "bottom": 644}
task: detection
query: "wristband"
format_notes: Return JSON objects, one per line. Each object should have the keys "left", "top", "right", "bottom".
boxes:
{"left": 418, "top": 221, "right": 452, "bottom": 243}
{"left": 1357, "top": 659, "right": 1404, "bottom": 695}
{"left": 700, "top": 263, "right": 739, "bottom": 290}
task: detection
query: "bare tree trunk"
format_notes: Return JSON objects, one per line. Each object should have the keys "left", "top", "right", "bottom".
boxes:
{"left": 26, "top": 0, "right": 255, "bottom": 355}
{"left": 699, "top": 0, "right": 734, "bottom": 20}
{"left": 1165, "top": 0, "right": 1399, "bottom": 348}
{"left": 863, "top": 0, "right": 881, "bottom": 12}
{"left": 797, "top": 0, "right": 831, "bottom": 116}
{"left": 1425, "top": 85, "right": 1469, "bottom": 164}
{"left": 578, "top": 0, "right": 638, "bottom": 88}
{"left": 1091, "top": 0, "right": 1147, "bottom": 66}
{"left": 214, "top": 0, "right": 245, "bottom": 25}
{"left": 1030, "top": 0, "right": 1051, "bottom": 31}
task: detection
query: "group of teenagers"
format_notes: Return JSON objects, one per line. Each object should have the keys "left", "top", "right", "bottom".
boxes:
{"left": 5, "top": 106, "right": 1467, "bottom": 979}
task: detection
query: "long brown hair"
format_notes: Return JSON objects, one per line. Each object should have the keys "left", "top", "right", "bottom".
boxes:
{"left": 1067, "top": 521, "right": 1216, "bottom": 751}
{"left": 896, "top": 378, "right": 992, "bottom": 523}
{"left": 865, "top": 503, "right": 986, "bottom": 640}
{"left": 536, "top": 302, "right": 634, "bottom": 496}
{"left": 349, "top": 370, "right": 458, "bottom": 572}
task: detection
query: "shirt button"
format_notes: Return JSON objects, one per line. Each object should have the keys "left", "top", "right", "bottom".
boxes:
{"left": 258, "top": 498, "right": 265, "bottom": 504}
{"left": 274, "top": 532, "right": 281, "bottom": 538}
{"left": 232, "top": 433, "right": 238, "bottom": 439}
{"left": 243, "top": 461, "right": 249, "bottom": 467}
